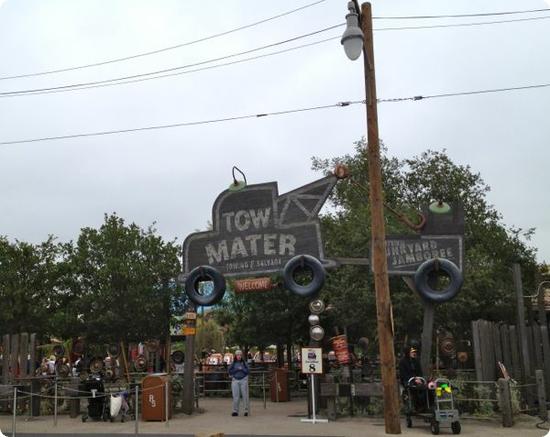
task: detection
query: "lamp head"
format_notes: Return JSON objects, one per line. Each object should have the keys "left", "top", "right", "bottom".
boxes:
{"left": 341, "top": 1, "right": 364, "bottom": 61}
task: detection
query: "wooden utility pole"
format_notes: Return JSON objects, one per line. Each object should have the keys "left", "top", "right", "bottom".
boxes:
{"left": 361, "top": 2, "right": 401, "bottom": 433}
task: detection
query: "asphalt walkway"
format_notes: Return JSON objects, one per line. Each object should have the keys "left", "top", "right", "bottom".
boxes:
{"left": 0, "top": 398, "right": 548, "bottom": 436}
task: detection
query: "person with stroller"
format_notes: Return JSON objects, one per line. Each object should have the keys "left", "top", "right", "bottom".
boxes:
{"left": 399, "top": 345, "right": 428, "bottom": 411}
{"left": 228, "top": 350, "right": 249, "bottom": 416}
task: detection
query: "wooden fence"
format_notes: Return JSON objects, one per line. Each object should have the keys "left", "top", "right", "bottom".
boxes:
{"left": 1, "top": 333, "right": 36, "bottom": 384}
{"left": 472, "top": 320, "right": 550, "bottom": 398}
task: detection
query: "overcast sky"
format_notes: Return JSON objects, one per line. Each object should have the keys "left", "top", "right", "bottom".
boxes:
{"left": 0, "top": 0, "right": 548, "bottom": 265}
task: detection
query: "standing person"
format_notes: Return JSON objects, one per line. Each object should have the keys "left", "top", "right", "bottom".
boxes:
{"left": 399, "top": 346, "right": 427, "bottom": 410}
{"left": 228, "top": 350, "right": 249, "bottom": 416}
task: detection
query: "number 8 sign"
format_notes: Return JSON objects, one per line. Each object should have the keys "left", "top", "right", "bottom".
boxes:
{"left": 301, "top": 347, "right": 323, "bottom": 374}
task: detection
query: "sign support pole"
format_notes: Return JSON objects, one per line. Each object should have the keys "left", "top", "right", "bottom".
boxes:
{"left": 182, "top": 308, "right": 196, "bottom": 415}
{"left": 301, "top": 374, "right": 327, "bottom": 424}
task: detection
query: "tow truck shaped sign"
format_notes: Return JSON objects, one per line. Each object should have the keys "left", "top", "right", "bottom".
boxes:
{"left": 183, "top": 174, "right": 338, "bottom": 279}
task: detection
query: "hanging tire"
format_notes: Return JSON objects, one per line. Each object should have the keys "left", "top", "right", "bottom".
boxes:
{"left": 185, "top": 265, "right": 226, "bottom": 306}
{"left": 282, "top": 255, "right": 326, "bottom": 298}
{"left": 414, "top": 258, "right": 463, "bottom": 304}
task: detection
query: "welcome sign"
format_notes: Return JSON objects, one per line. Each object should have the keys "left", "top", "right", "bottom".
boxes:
{"left": 183, "top": 175, "right": 338, "bottom": 278}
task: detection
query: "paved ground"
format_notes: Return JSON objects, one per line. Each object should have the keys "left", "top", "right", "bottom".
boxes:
{"left": 0, "top": 398, "right": 548, "bottom": 436}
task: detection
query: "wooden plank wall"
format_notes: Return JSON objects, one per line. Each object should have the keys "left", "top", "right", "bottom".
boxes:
{"left": 473, "top": 320, "right": 550, "bottom": 386}
{"left": 1, "top": 333, "right": 36, "bottom": 382}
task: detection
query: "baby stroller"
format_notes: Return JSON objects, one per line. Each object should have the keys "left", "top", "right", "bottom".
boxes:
{"left": 403, "top": 377, "right": 461, "bottom": 435}
{"left": 82, "top": 374, "right": 109, "bottom": 422}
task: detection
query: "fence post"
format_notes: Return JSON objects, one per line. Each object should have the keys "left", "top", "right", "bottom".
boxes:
{"left": 54, "top": 378, "right": 58, "bottom": 427}
{"left": 536, "top": 369, "right": 548, "bottom": 421}
{"left": 12, "top": 386, "right": 17, "bottom": 437}
{"left": 134, "top": 384, "right": 139, "bottom": 436}
{"left": 497, "top": 378, "right": 514, "bottom": 427}
{"left": 262, "top": 372, "right": 266, "bottom": 409}
{"left": 165, "top": 380, "right": 169, "bottom": 427}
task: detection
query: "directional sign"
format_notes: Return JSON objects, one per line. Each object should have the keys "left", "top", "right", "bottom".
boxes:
{"left": 183, "top": 176, "right": 338, "bottom": 278}
{"left": 384, "top": 235, "right": 464, "bottom": 275}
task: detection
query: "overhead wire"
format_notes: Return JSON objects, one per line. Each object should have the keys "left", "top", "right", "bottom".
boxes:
{"left": 0, "top": 23, "right": 345, "bottom": 97}
{"left": 2, "top": 81, "right": 550, "bottom": 146}
{"left": 378, "top": 83, "right": 550, "bottom": 103}
{"left": 0, "top": 0, "right": 327, "bottom": 81}
{"left": 0, "top": 4, "right": 546, "bottom": 82}
{"left": 0, "top": 36, "right": 341, "bottom": 98}
{"left": 3, "top": 13, "right": 550, "bottom": 98}
{"left": 375, "top": 14, "right": 550, "bottom": 32}
{"left": 373, "top": 7, "right": 550, "bottom": 20}
{"left": 0, "top": 100, "right": 365, "bottom": 146}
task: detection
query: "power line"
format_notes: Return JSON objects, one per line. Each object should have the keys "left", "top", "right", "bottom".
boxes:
{"left": 3, "top": 13, "right": 549, "bottom": 99}
{"left": 0, "top": 36, "right": 341, "bottom": 99}
{"left": 1, "top": 3, "right": 545, "bottom": 83}
{"left": 0, "top": 0, "right": 326, "bottom": 81}
{"left": 0, "top": 24, "right": 344, "bottom": 97}
{"left": 375, "top": 14, "right": 550, "bottom": 31}
{"left": 0, "top": 100, "right": 365, "bottom": 146}
{"left": 374, "top": 7, "right": 550, "bottom": 20}
{"left": 2, "top": 81, "right": 549, "bottom": 146}
{"left": 378, "top": 83, "right": 550, "bottom": 102}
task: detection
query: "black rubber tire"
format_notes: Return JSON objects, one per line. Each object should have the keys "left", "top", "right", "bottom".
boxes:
{"left": 282, "top": 255, "right": 326, "bottom": 298}
{"left": 414, "top": 258, "right": 463, "bottom": 304}
{"left": 451, "top": 421, "right": 461, "bottom": 434}
{"left": 431, "top": 421, "right": 440, "bottom": 435}
{"left": 406, "top": 416, "right": 412, "bottom": 428}
{"left": 185, "top": 265, "right": 226, "bottom": 306}
{"left": 172, "top": 350, "right": 185, "bottom": 365}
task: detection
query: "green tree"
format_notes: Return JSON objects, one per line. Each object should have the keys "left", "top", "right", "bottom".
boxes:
{"left": 312, "top": 141, "right": 538, "bottom": 346}
{"left": 195, "top": 317, "right": 225, "bottom": 354}
{"left": 215, "top": 285, "right": 311, "bottom": 365}
{"left": 64, "top": 213, "right": 184, "bottom": 345}
{"left": 0, "top": 236, "right": 68, "bottom": 336}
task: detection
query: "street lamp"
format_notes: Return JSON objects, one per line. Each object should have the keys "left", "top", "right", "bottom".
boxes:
{"left": 341, "top": 1, "right": 364, "bottom": 61}
{"left": 341, "top": 2, "right": 402, "bottom": 434}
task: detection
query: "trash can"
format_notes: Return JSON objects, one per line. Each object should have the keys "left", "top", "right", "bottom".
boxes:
{"left": 142, "top": 373, "right": 172, "bottom": 421}
{"left": 270, "top": 368, "right": 290, "bottom": 402}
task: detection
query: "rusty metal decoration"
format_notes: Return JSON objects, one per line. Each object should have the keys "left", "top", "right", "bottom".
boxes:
{"left": 89, "top": 357, "right": 104, "bottom": 373}
{"left": 52, "top": 344, "right": 65, "bottom": 357}
{"left": 56, "top": 363, "right": 70, "bottom": 377}
{"left": 439, "top": 336, "right": 456, "bottom": 358}
{"left": 457, "top": 351, "right": 469, "bottom": 363}
{"left": 145, "top": 340, "right": 159, "bottom": 353}
{"left": 72, "top": 339, "right": 85, "bottom": 356}
{"left": 133, "top": 355, "right": 147, "bottom": 372}
{"left": 107, "top": 343, "right": 120, "bottom": 358}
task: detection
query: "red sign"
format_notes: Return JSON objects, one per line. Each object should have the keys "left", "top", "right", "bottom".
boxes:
{"left": 234, "top": 277, "right": 273, "bottom": 293}
{"left": 331, "top": 335, "right": 350, "bottom": 365}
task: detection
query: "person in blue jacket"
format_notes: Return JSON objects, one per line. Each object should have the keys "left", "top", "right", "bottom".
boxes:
{"left": 228, "top": 350, "right": 249, "bottom": 416}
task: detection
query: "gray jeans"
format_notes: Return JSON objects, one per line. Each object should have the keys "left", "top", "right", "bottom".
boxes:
{"left": 231, "top": 376, "right": 249, "bottom": 414}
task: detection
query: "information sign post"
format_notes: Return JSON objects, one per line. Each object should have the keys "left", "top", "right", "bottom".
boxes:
{"left": 300, "top": 347, "right": 328, "bottom": 424}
